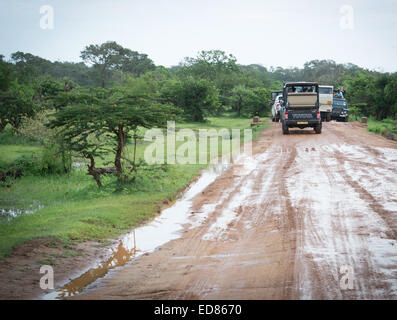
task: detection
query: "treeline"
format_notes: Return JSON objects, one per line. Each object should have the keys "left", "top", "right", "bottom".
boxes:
{"left": 1, "top": 41, "right": 397, "bottom": 185}
{"left": 1, "top": 43, "right": 283, "bottom": 185}
{"left": 269, "top": 60, "right": 397, "bottom": 120}
{"left": 2, "top": 44, "right": 396, "bottom": 129}
{"left": 0, "top": 43, "right": 285, "bottom": 134}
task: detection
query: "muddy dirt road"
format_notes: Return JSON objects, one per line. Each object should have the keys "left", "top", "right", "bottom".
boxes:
{"left": 76, "top": 121, "right": 397, "bottom": 300}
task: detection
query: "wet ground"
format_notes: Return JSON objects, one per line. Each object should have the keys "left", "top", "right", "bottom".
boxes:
{"left": 72, "top": 121, "right": 397, "bottom": 300}
{"left": 42, "top": 163, "right": 231, "bottom": 299}
{"left": 0, "top": 200, "right": 43, "bottom": 222}
{"left": 1, "top": 121, "right": 396, "bottom": 300}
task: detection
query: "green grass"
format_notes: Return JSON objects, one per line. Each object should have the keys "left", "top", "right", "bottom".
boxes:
{"left": 36, "top": 258, "right": 55, "bottom": 266}
{"left": 0, "top": 115, "right": 269, "bottom": 257}
{"left": 0, "top": 145, "right": 43, "bottom": 168}
{"left": 367, "top": 117, "right": 397, "bottom": 135}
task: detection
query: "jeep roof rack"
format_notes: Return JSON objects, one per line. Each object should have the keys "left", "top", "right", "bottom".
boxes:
{"left": 283, "top": 81, "right": 318, "bottom": 86}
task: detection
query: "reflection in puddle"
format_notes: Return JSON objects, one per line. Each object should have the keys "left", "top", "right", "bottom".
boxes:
{"left": 43, "top": 231, "right": 138, "bottom": 299}
{"left": 0, "top": 200, "right": 43, "bottom": 222}
{"left": 42, "top": 162, "right": 230, "bottom": 300}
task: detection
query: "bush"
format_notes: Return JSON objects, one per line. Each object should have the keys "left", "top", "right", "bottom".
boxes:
{"left": 367, "top": 117, "right": 397, "bottom": 135}
{"left": 14, "top": 143, "right": 71, "bottom": 175}
{"left": 0, "top": 126, "right": 40, "bottom": 145}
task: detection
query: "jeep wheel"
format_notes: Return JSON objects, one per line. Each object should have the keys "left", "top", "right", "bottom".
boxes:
{"left": 282, "top": 123, "right": 289, "bottom": 135}
{"left": 326, "top": 114, "right": 331, "bottom": 122}
{"left": 345, "top": 116, "right": 349, "bottom": 122}
{"left": 314, "top": 124, "right": 322, "bottom": 134}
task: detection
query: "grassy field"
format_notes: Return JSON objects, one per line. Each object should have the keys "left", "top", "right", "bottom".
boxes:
{"left": 366, "top": 117, "right": 397, "bottom": 135}
{"left": 0, "top": 115, "right": 269, "bottom": 257}
{"left": 0, "top": 145, "right": 43, "bottom": 168}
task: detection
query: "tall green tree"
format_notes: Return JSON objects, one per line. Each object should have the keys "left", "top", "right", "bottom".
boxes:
{"left": 229, "top": 85, "right": 270, "bottom": 117}
{"left": 384, "top": 74, "right": 397, "bottom": 118}
{"left": 0, "top": 57, "right": 38, "bottom": 132}
{"left": 80, "top": 41, "right": 155, "bottom": 88}
{"left": 11, "top": 51, "right": 52, "bottom": 83}
{"left": 0, "top": 80, "right": 36, "bottom": 132}
{"left": 161, "top": 77, "right": 221, "bottom": 122}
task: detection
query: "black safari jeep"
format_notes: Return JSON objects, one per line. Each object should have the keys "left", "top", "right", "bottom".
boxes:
{"left": 280, "top": 82, "right": 322, "bottom": 134}
{"left": 332, "top": 97, "right": 349, "bottom": 122}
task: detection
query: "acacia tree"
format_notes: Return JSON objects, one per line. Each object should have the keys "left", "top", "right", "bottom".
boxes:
{"left": 48, "top": 101, "right": 110, "bottom": 187}
{"left": 49, "top": 87, "right": 177, "bottom": 186}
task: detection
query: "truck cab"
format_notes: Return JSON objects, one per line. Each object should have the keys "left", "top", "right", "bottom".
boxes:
{"left": 280, "top": 82, "right": 322, "bottom": 134}
{"left": 319, "top": 85, "right": 334, "bottom": 122}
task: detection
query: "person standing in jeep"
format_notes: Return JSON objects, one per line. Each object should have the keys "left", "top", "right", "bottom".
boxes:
{"left": 279, "top": 82, "right": 322, "bottom": 134}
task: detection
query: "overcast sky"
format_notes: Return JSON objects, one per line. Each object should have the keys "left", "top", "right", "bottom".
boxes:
{"left": 1, "top": 0, "right": 396, "bottom": 72}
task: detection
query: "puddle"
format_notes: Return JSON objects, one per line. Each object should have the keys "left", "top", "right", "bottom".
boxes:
{"left": 0, "top": 200, "right": 43, "bottom": 223}
{"left": 72, "top": 162, "right": 87, "bottom": 168}
{"left": 42, "top": 162, "right": 231, "bottom": 300}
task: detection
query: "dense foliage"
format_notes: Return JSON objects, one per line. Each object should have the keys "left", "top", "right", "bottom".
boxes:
{"left": 1, "top": 42, "right": 397, "bottom": 186}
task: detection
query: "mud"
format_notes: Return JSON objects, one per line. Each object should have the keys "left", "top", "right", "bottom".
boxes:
{"left": 1, "top": 121, "right": 396, "bottom": 300}
{"left": 0, "top": 238, "right": 117, "bottom": 300}
{"left": 71, "top": 121, "right": 396, "bottom": 300}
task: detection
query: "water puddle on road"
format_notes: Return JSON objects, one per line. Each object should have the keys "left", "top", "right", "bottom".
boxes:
{"left": 42, "top": 162, "right": 231, "bottom": 300}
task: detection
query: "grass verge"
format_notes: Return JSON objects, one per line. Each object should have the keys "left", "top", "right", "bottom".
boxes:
{"left": 0, "top": 115, "right": 269, "bottom": 257}
{"left": 366, "top": 117, "right": 397, "bottom": 136}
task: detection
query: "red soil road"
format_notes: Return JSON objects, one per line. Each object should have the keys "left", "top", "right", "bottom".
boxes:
{"left": 74, "top": 121, "right": 397, "bottom": 300}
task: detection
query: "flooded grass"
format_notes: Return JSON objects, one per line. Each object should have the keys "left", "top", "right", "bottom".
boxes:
{"left": 0, "top": 165, "right": 204, "bottom": 258}
{"left": 0, "top": 116, "right": 269, "bottom": 258}
{"left": 0, "top": 200, "right": 43, "bottom": 223}
{"left": 43, "top": 162, "right": 231, "bottom": 299}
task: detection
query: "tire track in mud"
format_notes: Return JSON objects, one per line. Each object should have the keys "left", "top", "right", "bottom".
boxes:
{"left": 331, "top": 147, "right": 397, "bottom": 298}
{"left": 333, "top": 149, "right": 396, "bottom": 239}
{"left": 72, "top": 122, "right": 396, "bottom": 300}
{"left": 186, "top": 143, "right": 299, "bottom": 299}
{"left": 323, "top": 124, "right": 397, "bottom": 236}
{"left": 275, "top": 145, "right": 301, "bottom": 298}
{"left": 288, "top": 124, "right": 397, "bottom": 299}
{"left": 317, "top": 149, "right": 378, "bottom": 299}
{"left": 328, "top": 124, "right": 397, "bottom": 174}
{"left": 285, "top": 143, "right": 341, "bottom": 299}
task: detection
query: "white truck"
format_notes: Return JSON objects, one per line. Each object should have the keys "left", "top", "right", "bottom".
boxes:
{"left": 319, "top": 85, "right": 334, "bottom": 122}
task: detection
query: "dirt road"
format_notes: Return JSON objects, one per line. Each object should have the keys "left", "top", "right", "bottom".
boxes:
{"left": 77, "top": 121, "right": 397, "bottom": 300}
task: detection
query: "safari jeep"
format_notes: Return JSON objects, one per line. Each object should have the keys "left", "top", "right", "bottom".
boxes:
{"left": 280, "top": 82, "right": 322, "bottom": 134}
{"left": 332, "top": 97, "right": 349, "bottom": 122}
{"left": 269, "top": 90, "right": 283, "bottom": 109}
{"left": 319, "top": 85, "right": 334, "bottom": 122}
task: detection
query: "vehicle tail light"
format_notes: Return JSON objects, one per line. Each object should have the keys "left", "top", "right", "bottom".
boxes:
{"left": 317, "top": 111, "right": 320, "bottom": 119}
{"left": 285, "top": 111, "right": 288, "bottom": 120}
{"left": 276, "top": 103, "right": 280, "bottom": 109}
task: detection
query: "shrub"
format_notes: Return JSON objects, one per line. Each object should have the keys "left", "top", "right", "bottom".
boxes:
{"left": 14, "top": 143, "right": 71, "bottom": 175}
